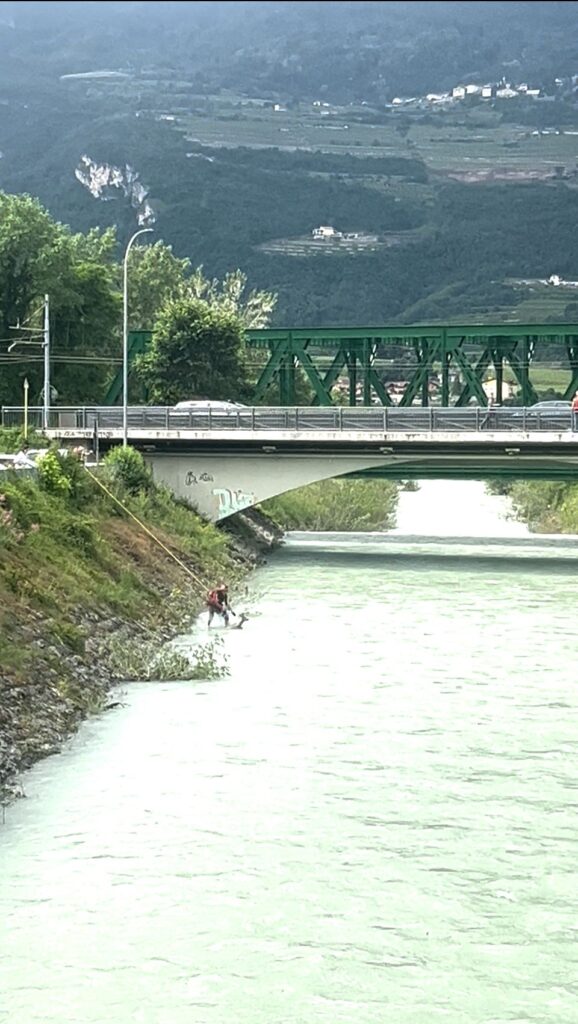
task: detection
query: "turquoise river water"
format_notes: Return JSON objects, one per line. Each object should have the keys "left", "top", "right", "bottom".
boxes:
{"left": 1, "top": 480, "right": 578, "bottom": 1023}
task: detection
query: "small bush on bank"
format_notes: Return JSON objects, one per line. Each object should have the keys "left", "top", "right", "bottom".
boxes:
{"left": 105, "top": 635, "right": 229, "bottom": 681}
{"left": 52, "top": 620, "right": 87, "bottom": 655}
{"left": 0, "top": 427, "right": 48, "bottom": 453}
{"left": 103, "top": 446, "right": 153, "bottom": 494}
{"left": 507, "top": 480, "right": 569, "bottom": 532}
{"left": 37, "top": 449, "right": 72, "bottom": 496}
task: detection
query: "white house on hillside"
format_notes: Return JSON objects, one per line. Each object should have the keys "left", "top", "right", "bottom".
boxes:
{"left": 312, "top": 225, "right": 341, "bottom": 239}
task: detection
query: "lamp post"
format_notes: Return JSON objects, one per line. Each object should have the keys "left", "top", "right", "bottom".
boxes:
{"left": 123, "top": 227, "right": 153, "bottom": 446}
{"left": 43, "top": 294, "right": 50, "bottom": 431}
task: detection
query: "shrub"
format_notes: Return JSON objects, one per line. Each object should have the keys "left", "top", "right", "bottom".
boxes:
{"left": 37, "top": 450, "right": 72, "bottom": 496}
{"left": 57, "top": 451, "right": 94, "bottom": 505}
{"left": 52, "top": 621, "right": 87, "bottom": 655}
{"left": 103, "top": 446, "right": 153, "bottom": 495}
{"left": 105, "top": 635, "right": 228, "bottom": 681}
{"left": 0, "top": 428, "right": 48, "bottom": 454}
{"left": 0, "top": 480, "right": 42, "bottom": 530}
{"left": 59, "top": 515, "right": 98, "bottom": 554}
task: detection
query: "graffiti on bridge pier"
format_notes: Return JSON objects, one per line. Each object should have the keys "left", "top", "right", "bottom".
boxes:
{"left": 185, "top": 471, "right": 214, "bottom": 485}
{"left": 212, "top": 487, "right": 256, "bottom": 517}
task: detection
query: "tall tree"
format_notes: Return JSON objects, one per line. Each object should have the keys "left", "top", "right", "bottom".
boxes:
{"left": 126, "top": 247, "right": 277, "bottom": 331}
{"left": 188, "top": 268, "right": 276, "bottom": 328}
{"left": 127, "top": 241, "right": 191, "bottom": 331}
{"left": 136, "top": 297, "right": 250, "bottom": 404}
{"left": 0, "top": 192, "right": 120, "bottom": 405}
{"left": 50, "top": 262, "right": 121, "bottom": 404}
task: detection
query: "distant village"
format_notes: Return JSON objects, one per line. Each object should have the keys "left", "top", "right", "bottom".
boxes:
{"left": 331, "top": 373, "right": 518, "bottom": 406}
{"left": 386, "top": 75, "right": 578, "bottom": 111}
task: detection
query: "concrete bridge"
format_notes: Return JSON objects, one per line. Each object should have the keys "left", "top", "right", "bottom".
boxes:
{"left": 6, "top": 404, "right": 578, "bottom": 521}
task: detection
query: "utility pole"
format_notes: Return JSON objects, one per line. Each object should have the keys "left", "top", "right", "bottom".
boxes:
{"left": 43, "top": 294, "right": 50, "bottom": 431}
{"left": 8, "top": 297, "right": 50, "bottom": 431}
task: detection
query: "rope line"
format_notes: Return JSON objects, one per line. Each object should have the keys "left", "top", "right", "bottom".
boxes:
{"left": 84, "top": 466, "right": 211, "bottom": 596}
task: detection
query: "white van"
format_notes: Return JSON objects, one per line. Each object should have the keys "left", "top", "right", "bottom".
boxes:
{"left": 173, "top": 400, "right": 247, "bottom": 413}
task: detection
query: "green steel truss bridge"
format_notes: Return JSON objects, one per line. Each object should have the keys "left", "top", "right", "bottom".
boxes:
{"left": 105, "top": 323, "right": 578, "bottom": 408}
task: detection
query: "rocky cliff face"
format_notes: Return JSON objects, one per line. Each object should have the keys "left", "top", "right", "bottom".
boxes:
{"left": 75, "top": 155, "right": 155, "bottom": 225}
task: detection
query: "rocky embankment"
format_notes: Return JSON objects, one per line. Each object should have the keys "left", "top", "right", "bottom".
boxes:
{"left": 0, "top": 504, "right": 283, "bottom": 804}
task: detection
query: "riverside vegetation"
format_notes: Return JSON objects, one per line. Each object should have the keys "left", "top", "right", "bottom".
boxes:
{"left": 0, "top": 442, "right": 282, "bottom": 801}
{"left": 487, "top": 479, "right": 578, "bottom": 534}
{"left": 0, "top": 432, "right": 397, "bottom": 801}
{"left": 263, "top": 479, "right": 398, "bottom": 532}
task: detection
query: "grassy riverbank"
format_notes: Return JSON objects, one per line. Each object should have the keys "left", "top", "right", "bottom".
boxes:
{"left": 0, "top": 447, "right": 281, "bottom": 798}
{"left": 262, "top": 479, "right": 398, "bottom": 531}
{"left": 487, "top": 479, "right": 578, "bottom": 533}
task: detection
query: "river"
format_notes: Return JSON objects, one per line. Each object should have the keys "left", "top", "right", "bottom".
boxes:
{"left": 1, "top": 480, "right": 578, "bottom": 1023}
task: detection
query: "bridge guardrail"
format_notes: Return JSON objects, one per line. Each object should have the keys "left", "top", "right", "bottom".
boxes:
{"left": 1, "top": 405, "right": 576, "bottom": 433}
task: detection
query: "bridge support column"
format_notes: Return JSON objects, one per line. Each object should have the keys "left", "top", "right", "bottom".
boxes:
{"left": 441, "top": 346, "right": 450, "bottom": 407}
{"left": 494, "top": 344, "right": 503, "bottom": 405}
{"left": 346, "top": 349, "right": 358, "bottom": 406}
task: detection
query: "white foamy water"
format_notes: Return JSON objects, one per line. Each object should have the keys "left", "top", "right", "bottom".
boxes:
{"left": 393, "top": 480, "right": 529, "bottom": 538}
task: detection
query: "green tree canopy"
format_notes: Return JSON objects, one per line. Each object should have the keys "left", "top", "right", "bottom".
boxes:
{"left": 0, "top": 192, "right": 276, "bottom": 408}
{"left": 127, "top": 245, "right": 277, "bottom": 332}
{"left": 136, "top": 297, "right": 250, "bottom": 404}
{"left": 51, "top": 262, "right": 121, "bottom": 404}
{"left": 127, "top": 241, "right": 191, "bottom": 331}
{"left": 0, "top": 193, "right": 120, "bottom": 405}
{"left": 188, "top": 268, "right": 276, "bottom": 328}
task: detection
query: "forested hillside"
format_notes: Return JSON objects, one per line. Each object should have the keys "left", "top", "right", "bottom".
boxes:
{"left": 2, "top": 2, "right": 578, "bottom": 103}
{"left": 2, "top": 1, "right": 578, "bottom": 327}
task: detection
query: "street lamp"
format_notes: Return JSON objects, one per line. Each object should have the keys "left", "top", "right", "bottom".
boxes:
{"left": 123, "top": 227, "right": 153, "bottom": 446}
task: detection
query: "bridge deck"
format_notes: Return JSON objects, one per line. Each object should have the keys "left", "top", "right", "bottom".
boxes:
{"left": 4, "top": 407, "right": 578, "bottom": 482}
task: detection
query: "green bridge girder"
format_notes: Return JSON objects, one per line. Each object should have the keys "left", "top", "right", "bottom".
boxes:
{"left": 107, "top": 323, "right": 578, "bottom": 408}
{"left": 104, "top": 331, "right": 152, "bottom": 405}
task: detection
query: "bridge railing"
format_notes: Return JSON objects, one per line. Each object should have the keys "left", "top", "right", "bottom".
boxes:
{"left": 1, "top": 405, "right": 575, "bottom": 433}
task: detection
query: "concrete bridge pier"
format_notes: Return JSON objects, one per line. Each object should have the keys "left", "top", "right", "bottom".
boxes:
{"left": 146, "top": 452, "right": 399, "bottom": 521}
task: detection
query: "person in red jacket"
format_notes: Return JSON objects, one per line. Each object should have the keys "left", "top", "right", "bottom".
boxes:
{"left": 207, "top": 583, "right": 232, "bottom": 627}
{"left": 572, "top": 390, "right": 578, "bottom": 430}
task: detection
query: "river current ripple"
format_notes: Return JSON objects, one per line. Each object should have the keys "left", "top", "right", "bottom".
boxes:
{"left": 1, "top": 481, "right": 578, "bottom": 1023}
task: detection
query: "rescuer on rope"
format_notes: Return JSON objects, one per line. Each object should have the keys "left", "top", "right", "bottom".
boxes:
{"left": 207, "top": 583, "right": 233, "bottom": 627}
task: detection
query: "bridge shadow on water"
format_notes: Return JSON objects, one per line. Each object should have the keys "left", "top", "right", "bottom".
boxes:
{"left": 277, "top": 533, "right": 578, "bottom": 577}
